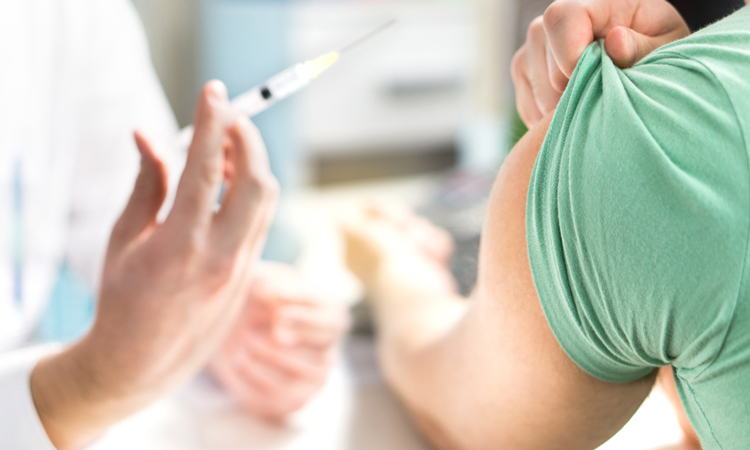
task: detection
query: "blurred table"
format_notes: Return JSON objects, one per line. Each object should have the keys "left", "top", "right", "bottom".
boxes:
{"left": 90, "top": 174, "right": 694, "bottom": 450}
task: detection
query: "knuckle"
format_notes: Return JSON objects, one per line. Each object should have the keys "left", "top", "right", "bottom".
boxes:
{"left": 244, "top": 118, "right": 262, "bottom": 139}
{"left": 226, "top": 119, "right": 243, "bottom": 141}
{"left": 233, "top": 115, "right": 255, "bottom": 140}
{"left": 527, "top": 16, "right": 545, "bottom": 42}
{"left": 543, "top": 1, "right": 572, "bottom": 32}
{"left": 195, "top": 157, "right": 222, "bottom": 187}
{"left": 538, "top": 96, "right": 557, "bottom": 115}
{"left": 203, "top": 254, "right": 236, "bottom": 286}
{"left": 527, "top": 73, "right": 542, "bottom": 95}
{"left": 550, "top": 69, "right": 569, "bottom": 93}
{"left": 511, "top": 50, "right": 524, "bottom": 79}
{"left": 176, "top": 230, "right": 205, "bottom": 260}
{"left": 235, "top": 117, "right": 265, "bottom": 150}
{"left": 253, "top": 171, "right": 280, "bottom": 200}
{"left": 518, "top": 102, "right": 537, "bottom": 128}
{"left": 237, "top": 171, "right": 279, "bottom": 203}
{"left": 233, "top": 176, "right": 260, "bottom": 198}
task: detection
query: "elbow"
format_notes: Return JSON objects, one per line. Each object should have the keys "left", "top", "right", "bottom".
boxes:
{"left": 379, "top": 359, "right": 470, "bottom": 450}
{"left": 401, "top": 397, "right": 469, "bottom": 450}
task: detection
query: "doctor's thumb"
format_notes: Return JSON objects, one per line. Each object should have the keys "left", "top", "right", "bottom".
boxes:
{"left": 109, "top": 131, "right": 169, "bottom": 251}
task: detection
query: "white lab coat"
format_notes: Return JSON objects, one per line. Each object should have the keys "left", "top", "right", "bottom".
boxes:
{"left": 0, "top": 0, "right": 179, "bottom": 447}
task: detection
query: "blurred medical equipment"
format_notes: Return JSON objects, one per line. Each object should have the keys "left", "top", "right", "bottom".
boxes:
{"left": 176, "top": 20, "right": 396, "bottom": 150}
{"left": 291, "top": 3, "right": 483, "bottom": 184}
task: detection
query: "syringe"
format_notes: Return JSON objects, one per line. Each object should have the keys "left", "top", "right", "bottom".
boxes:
{"left": 175, "top": 19, "right": 396, "bottom": 150}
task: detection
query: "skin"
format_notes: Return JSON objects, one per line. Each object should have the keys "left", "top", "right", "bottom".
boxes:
{"left": 210, "top": 262, "right": 350, "bottom": 420}
{"left": 512, "top": 0, "right": 690, "bottom": 127}
{"left": 30, "top": 80, "right": 280, "bottom": 450}
{"left": 511, "top": 0, "right": 748, "bottom": 445}
{"left": 344, "top": 114, "right": 659, "bottom": 450}
{"left": 659, "top": 366, "right": 701, "bottom": 447}
{"left": 343, "top": 0, "right": 750, "bottom": 446}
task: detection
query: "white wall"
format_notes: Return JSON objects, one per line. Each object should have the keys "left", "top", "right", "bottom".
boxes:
{"left": 130, "top": 0, "right": 541, "bottom": 138}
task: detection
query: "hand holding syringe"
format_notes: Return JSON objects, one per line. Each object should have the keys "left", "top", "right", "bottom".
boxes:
{"left": 176, "top": 19, "right": 396, "bottom": 150}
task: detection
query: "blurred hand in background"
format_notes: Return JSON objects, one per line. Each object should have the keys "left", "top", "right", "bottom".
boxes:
{"left": 512, "top": 0, "right": 690, "bottom": 127}
{"left": 210, "top": 262, "right": 350, "bottom": 420}
{"left": 343, "top": 201, "right": 457, "bottom": 300}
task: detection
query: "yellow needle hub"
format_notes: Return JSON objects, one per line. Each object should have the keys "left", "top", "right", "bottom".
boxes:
{"left": 304, "top": 52, "right": 340, "bottom": 79}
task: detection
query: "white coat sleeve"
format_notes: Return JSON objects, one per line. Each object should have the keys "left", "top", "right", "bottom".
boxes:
{"left": 64, "top": 0, "right": 180, "bottom": 290}
{"left": 0, "top": 345, "right": 61, "bottom": 450}
{"left": 1, "top": 2, "right": 178, "bottom": 449}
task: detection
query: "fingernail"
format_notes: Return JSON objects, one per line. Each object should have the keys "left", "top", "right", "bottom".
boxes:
{"left": 207, "top": 80, "right": 228, "bottom": 102}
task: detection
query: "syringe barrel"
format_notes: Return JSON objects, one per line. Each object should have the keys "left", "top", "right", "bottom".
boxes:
{"left": 231, "top": 87, "right": 270, "bottom": 118}
{"left": 175, "top": 63, "right": 312, "bottom": 151}
{"left": 175, "top": 87, "right": 269, "bottom": 150}
{"left": 265, "top": 63, "right": 312, "bottom": 99}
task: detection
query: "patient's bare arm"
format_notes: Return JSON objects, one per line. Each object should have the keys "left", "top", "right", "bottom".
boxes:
{"left": 344, "top": 114, "right": 657, "bottom": 450}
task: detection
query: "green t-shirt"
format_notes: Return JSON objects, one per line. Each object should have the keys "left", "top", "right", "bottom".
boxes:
{"left": 527, "top": 6, "right": 750, "bottom": 449}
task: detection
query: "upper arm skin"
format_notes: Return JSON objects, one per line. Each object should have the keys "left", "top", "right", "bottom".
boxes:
{"left": 409, "top": 114, "right": 657, "bottom": 450}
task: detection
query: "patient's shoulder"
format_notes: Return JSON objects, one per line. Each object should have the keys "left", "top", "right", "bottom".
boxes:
{"left": 525, "top": 18, "right": 750, "bottom": 377}
{"left": 635, "top": 5, "right": 750, "bottom": 126}
{"left": 546, "top": 36, "right": 746, "bottom": 177}
{"left": 644, "top": 4, "right": 750, "bottom": 66}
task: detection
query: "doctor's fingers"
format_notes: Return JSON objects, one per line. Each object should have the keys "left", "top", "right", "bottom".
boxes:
{"left": 164, "top": 81, "right": 228, "bottom": 243}
{"left": 210, "top": 115, "right": 279, "bottom": 257}
{"left": 109, "top": 131, "right": 168, "bottom": 254}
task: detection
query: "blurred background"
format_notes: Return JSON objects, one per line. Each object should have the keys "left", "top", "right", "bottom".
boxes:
{"left": 132, "top": 0, "right": 551, "bottom": 288}
{"left": 39, "top": 0, "right": 554, "bottom": 342}
{"left": 129, "top": 0, "right": 553, "bottom": 187}
{"left": 44, "top": 0, "right": 740, "bottom": 343}
{"left": 33, "top": 4, "right": 743, "bottom": 449}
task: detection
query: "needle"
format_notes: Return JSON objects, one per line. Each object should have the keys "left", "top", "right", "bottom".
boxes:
{"left": 338, "top": 19, "right": 397, "bottom": 56}
{"left": 176, "top": 19, "right": 397, "bottom": 150}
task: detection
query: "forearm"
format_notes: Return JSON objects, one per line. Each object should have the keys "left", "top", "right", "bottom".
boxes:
{"left": 369, "top": 256, "right": 471, "bottom": 450}
{"left": 371, "top": 263, "right": 466, "bottom": 354}
{"left": 30, "top": 335, "right": 152, "bottom": 450}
